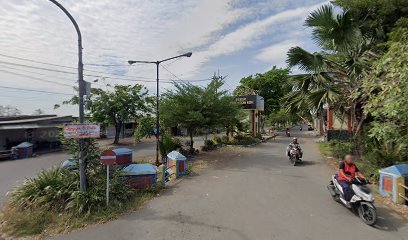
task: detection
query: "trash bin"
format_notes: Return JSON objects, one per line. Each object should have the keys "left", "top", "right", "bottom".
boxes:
{"left": 112, "top": 148, "right": 132, "bottom": 166}
{"left": 12, "top": 142, "right": 33, "bottom": 159}
{"left": 61, "top": 158, "right": 78, "bottom": 170}
{"left": 167, "top": 151, "right": 187, "bottom": 178}
{"left": 379, "top": 164, "right": 408, "bottom": 204}
{"left": 121, "top": 164, "right": 157, "bottom": 189}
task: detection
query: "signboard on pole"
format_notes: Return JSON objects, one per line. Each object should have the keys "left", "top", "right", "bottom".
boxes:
{"left": 100, "top": 150, "right": 117, "bottom": 206}
{"left": 63, "top": 124, "right": 100, "bottom": 139}
{"left": 100, "top": 150, "right": 116, "bottom": 166}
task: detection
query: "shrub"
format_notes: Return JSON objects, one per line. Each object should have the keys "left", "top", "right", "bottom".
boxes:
{"left": 201, "top": 139, "right": 216, "bottom": 151}
{"left": 221, "top": 135, "right": 230, "bottom": 144}
{"left": 10, "top": 167, "right": 135, "bottom": 216}
{"left": 204, "top": 139, "right": 215, "bottom": 146}
{"left": 255, "top": 133, "right": 263, "bottom": 140}
{"left": 327, "top": 141, "right": 353, "bottom": 160}
{"left": 212, "top": 134, "right": 222, "bottom": 144}
{"left": 226, "top": 133, "right": 259, "bottom": 145}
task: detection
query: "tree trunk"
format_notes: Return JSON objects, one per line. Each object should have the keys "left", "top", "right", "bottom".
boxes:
{"left": 114, "top": 120, "right": 122, "bottom": 144}
{"left": 189, "top": 129, "right": 194, "bottom": 153}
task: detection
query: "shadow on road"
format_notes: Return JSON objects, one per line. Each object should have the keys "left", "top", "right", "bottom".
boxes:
{"left": 374, "top": 206, "right": 408, "bottom": 232}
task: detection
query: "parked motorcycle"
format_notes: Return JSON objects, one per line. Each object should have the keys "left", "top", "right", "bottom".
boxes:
{"left": 327, "top": 175, "right": 377, "bottom": 225}
{"left": 289, "top": 146, "right": 301, "bottom": 166}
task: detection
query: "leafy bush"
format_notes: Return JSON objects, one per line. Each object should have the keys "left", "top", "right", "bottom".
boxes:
{"left": 212, "top": 134, "right": 222, "bottom": 144}
{"left": 364, "top": 140, "right": 405, "bottom": 168}
{"left": 221, "top": 135, "right": 229, "bottom": 144}
{"left": 227, "top": 133, "right": 259, "bottom": 146}
{"left": 10, "top": 167, "right": 135, "bottom": 216}
{"left": 201, "top": 139, "right": 216, "bottom": 151}
{"left": 327, "top": 141, "right": 353, "bottom": 160}
{"left": 204, "top": 139, "right": 215, "bottom": 146}
{"left": 159, "top": 134, "right": 181, "bottom": 160}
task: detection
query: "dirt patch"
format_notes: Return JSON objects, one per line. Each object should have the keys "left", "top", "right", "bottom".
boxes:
{"left": 188, "top": 146, "right": 249, "bottom": 173}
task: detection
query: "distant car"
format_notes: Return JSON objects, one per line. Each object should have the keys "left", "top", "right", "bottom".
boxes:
{"left": 308, "top": 125, "right": 314, "bottom": 131}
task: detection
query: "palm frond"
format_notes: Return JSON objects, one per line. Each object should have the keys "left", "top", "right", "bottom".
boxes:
{"left": 286, "top": 47, "right": 329, "bottom": 72}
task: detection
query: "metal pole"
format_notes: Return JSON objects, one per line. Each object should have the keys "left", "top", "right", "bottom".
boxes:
{"left": 156, "top": 62, "right": 160, "bottom": 166}
{"left": 49, "top": 0, "right": 87, "bottom": 191}
{"left": 106, "top": 165, "right": 110, "bottom": 206}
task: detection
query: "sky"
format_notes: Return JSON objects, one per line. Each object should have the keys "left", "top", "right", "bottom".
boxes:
{"left": 0, "top": 0, "right": 326, "bottom": 116}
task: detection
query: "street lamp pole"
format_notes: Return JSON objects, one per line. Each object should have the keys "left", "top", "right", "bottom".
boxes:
{"left": 128, "top": 52, "right": 192, "bottom": 166}
{"left": 49, "top": 0, "right": 87, "bottom": 191}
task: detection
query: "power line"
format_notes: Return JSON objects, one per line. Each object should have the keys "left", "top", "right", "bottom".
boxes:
{"left": 0, "top": 53, "right": 76, "bottom": 70}
{"left": 85, "top": 63, "right": 128, "bottom": 67}
{"left": 0, "top": 64, "right": 77, "bottom": 82}
{"left": 0, "top": 53, "right": 214, "bottom": 83}
{"left": 0, "top": 69, "right": 75, "bottom": 88}
{"left": 0, "top": 60, "right": 159, "bottom": 83}
{"left": 0, "top": 53, "right": 164, "bottom": 81}
{"left": 0, "top": 85, "right": 74, "bottom": 96}
{"left": 161, "top": 64, "right": 182, "bottom": 81}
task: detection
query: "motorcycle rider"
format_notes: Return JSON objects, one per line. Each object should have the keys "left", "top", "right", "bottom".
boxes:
{"left": 285, "top": 128, "right": 290, "bottom": 137}
{"left": 338, "top": 155, "right": 366, "bottom": 207}
{"left": 286, "top": 137, "right": 303, "bottom": 159}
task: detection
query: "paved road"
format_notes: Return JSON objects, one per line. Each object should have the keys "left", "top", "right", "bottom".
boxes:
{"left": 53, "top": 127, "right": 408, "bottom": 240}
{"left": 0, "top": 135, "right": 211, "bottom": 208}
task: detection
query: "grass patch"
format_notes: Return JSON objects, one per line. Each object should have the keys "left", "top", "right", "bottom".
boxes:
{"left": 318, "top": 142, "right": 333, "bottom": 157}
{"left": 0, "top": 185, "right": 162, "bottom": 238}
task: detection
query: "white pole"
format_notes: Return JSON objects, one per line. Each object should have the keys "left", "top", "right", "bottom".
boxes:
{"left": 106, "top": 165, "right": 110, "bottom": 206}
{"left": 162, "top": 157, "right": 166, "bottom": 186}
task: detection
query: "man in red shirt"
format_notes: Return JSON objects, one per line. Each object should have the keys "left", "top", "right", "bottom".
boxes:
{"left": 338, "top": 155, "right": 366, "bottom": 205}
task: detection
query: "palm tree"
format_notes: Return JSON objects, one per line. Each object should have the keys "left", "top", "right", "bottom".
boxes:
{"left": 284, "top": 3, "right": 377, "bottom": 136}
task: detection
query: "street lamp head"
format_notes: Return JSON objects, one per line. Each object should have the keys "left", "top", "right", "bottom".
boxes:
{"left": 128, "top": 60, "right": 136, "bottom": 65}
{"left": 184, "top": 52, "right": 193, "bottom": 57}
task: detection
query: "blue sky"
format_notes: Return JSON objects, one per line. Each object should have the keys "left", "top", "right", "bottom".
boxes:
{"left": 0, "top": 0, "right": 326, "bottom": 116}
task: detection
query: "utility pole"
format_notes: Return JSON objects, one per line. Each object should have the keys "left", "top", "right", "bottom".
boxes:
{"left": 49, "top": 0, "right": 87, "bottom": 191}
{"left": 128, "top": 52, "right": 192, "bottom": 166}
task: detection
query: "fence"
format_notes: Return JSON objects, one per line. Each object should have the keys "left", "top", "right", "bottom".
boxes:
{"left": 399, "top": 183, "right": 408, "bottom": 203}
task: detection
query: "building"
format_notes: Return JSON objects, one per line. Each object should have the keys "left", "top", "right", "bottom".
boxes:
{"left": 0, "top": 115, "right": 73, "bottom": 151}
{"left": 235, "top": 95, "right": 264, "bottom": 135}
{"left": 312, "top": 105, "right": 352, "bottom": 141}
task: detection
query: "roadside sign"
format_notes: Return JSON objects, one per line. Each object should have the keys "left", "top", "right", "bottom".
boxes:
{"left": 63, "top": 124, "right": 100, "bottom": 139}
{"left": 100, "top": 150, "right": 116, "bottom": 166}
{"left": 100, "top": 149, "right": 117, "bottom": 207}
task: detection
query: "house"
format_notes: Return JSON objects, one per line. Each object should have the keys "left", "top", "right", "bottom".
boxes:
{"left": 313, "top": 105, "right": 352, "bottom": 141}
{"left": 0, "top": 115, "right": 73, "bottom": 151}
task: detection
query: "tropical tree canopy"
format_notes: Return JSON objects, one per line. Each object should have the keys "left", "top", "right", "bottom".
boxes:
{"left": 161, "top": 76, "right": 240, "bottom": 151}
{"left": 234, "top": 67, "right": 289, "bottom": 116}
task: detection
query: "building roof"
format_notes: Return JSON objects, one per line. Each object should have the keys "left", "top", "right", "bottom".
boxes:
{"left": 0, "top": 115, "right": 73, "bottom": 130}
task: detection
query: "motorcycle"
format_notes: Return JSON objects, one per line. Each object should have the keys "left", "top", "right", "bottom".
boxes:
{"left": 289, "top": 146, "right": 301, "bottom": 166}
{"left": 286, "top": 131, "right": 290, "bottom": 137}
{"left": 299, "top": 127, "right": 302, "bottom": 131}
{"left": 327, "top": 175, "right": 377, "bottom": 225}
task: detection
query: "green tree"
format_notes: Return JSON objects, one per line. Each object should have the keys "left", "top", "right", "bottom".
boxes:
{"left": 235, "top": 67, "right": 290, "bottom": 116}
{"left": 284, "top": 4, "right": 377, "bottom": 135}
{"left": 134, "top": 115, "right": 155, "bottom": 142}
{"left": 62, "top": 85, "right": 152, "bottom": 144}
{"left": 90, "top": 85, "right": 151, "bottom": 144}
{"left": 362, "top": 27, "right": 408, "bottom": 162}
{"left": 161, "top": 77, "right": 239, "bottom": 151}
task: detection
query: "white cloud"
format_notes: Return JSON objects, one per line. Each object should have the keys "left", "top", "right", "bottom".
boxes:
{"left": 0, "top": 0, "right": 327, "bottom": 115}
{"left": 255, "top": 40, "right": 300, "bottom": 65}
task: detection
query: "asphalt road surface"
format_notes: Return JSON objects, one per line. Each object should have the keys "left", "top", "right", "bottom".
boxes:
{"left": 53, "top": 127, "right": 408, "bottom": 240}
